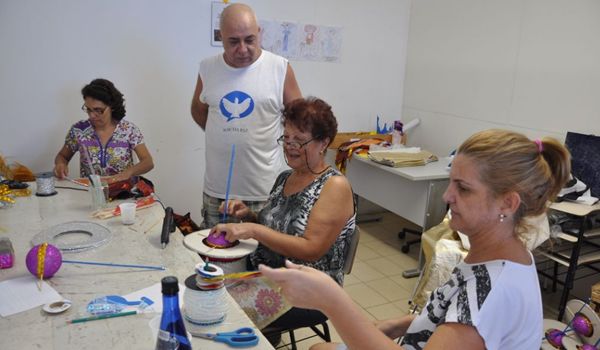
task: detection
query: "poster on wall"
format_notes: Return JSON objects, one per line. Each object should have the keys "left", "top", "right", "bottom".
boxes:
{"left": 260, "top": 20, "right": 343, "bottom": 62}
{"left": 211, "top": 1, "right": 227, "bottom": 47}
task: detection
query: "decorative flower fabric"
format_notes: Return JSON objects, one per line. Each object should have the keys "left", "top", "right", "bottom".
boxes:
{"left": 227, "top": 276, "right": 291, "bottom": 329}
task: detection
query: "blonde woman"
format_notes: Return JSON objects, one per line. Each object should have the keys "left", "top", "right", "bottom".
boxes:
{"left": 261, "top": 129, "right": 570, "bottom": 350}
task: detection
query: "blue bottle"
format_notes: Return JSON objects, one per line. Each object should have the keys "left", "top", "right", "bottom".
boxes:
{"left": 155, "top": 276, "right": 192, "bottom": 350}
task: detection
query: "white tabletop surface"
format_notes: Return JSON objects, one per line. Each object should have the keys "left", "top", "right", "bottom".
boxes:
{"left": 0, "top": 181, "right": 273, "bottom": 350}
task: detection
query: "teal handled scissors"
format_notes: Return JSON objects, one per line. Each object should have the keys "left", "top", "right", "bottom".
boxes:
{"left": 195, "top": 327, "right": 259, "bottom": 347}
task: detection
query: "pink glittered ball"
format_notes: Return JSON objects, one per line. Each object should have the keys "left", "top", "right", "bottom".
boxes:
{"left": 26, "top": 244, "right": 62, "bottom": 279}
{"left": 577, "top": 345, "right": 598, "bottom": 350}
{"left": 545, "top": 328, "right": 564, "bottom": 349}
{"left": 572, "top": 312, "right": 594, "bottom": 337}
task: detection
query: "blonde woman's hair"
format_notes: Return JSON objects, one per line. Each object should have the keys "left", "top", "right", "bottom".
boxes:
{"left": 457, "top": 129, "right": 571, "bottom": 235}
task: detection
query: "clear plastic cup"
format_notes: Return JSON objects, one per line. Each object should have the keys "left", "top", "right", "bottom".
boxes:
{"left": 119, "top": 202, "right": 136, "bottom": 225}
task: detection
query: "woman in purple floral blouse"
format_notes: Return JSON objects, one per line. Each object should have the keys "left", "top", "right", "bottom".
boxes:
{"left": 53, "top": 78, "right": 153, "bottom": 183}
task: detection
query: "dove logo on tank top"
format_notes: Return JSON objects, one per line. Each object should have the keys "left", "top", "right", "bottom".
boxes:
{"left": 219, "top": 91, "right": 254, "bottom": 122}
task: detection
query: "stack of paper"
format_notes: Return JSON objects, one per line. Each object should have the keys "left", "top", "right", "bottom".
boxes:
{"left": 368, "top": 148, "right": 438, "bottom": 168}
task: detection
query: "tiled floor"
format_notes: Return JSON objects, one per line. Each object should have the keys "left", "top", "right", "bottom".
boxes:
{"left": 273, "top": 211, "right": 597, "bottom": 350}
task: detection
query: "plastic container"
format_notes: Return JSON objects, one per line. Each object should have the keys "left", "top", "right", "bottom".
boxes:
{"left": 392, "top": 120, "right": 404, "bottom": 145}
{"left": 87, "top": 296, "right": 125, "bottom": 315}
{"left": 119, "top": 202, "right": 136, "bottom": 225}
{"left": 0, "top": 237, "right": 14, "bottom": 269}
{"left": 89, "top": 175, "right": 108, "bottom": 211}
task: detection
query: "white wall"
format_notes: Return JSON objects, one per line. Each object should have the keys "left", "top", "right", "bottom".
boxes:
{"left": 0, "top": 0, "right": 411, "bottom": 220}
{"left": 402, "top": 0, "right": 600, "bottom": 155}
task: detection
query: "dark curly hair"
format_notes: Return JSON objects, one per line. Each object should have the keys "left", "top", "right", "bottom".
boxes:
{"left": 282, "top": 97, "right": 338, "bottom": 147}
{"left": 81, "top": 78, "right": 126, "bottom": 121}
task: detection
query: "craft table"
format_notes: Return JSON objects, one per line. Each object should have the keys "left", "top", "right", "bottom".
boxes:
{"left": 0, "top": 181, "right": 273, "bottom": 350}
{"left": 338, "top": 155, "right": 450, "bottom": 278}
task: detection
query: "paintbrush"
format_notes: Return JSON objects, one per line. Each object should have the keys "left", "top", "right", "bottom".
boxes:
{"left": 62, "top": 260, "right": 165, "bottom": 270}
{"left": 206, "top": 144, "right": 236, "bottom": 256}
{"left": 221, "top": 144, "right": 236, "bottom": 224}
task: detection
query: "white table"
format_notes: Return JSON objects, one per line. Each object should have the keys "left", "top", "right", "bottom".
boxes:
{"left": 341, "top": 156, "right": 450, "bottom": 277}
{"left": 0, "top": 182, "right": 273, "bottom": 350}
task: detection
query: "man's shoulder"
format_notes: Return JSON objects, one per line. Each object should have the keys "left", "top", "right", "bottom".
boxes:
{"left": 199, "top": 54, "right": 223, "bottom": 69}
{"left": 201, "top": 53, "right": 222, "bottom": 62}
{"left": 260, "top": 50, "right": 288, "bottom": 64}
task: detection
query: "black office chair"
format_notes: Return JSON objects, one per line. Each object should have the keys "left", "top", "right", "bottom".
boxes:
{"left": 535, "top": 131, "right": 600, "bottom": 320}
{"left": 398, "top": 228, "right": 421, "bottom": 253}
{"left": 263, "top": 227, "right": 361, "bottom": 350}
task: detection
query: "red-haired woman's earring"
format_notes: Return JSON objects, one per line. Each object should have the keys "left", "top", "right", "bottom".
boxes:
{"left": 499, "top": 214, "right": 506, "bottom": 222}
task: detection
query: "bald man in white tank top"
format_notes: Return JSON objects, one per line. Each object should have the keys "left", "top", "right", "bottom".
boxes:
{"left": 191, "top": 3, "right": 302, "bottom": 229}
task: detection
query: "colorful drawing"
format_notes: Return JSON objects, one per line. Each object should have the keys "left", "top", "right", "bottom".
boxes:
{"left": 260, "top": 19, "right": 343, "bottom": 62}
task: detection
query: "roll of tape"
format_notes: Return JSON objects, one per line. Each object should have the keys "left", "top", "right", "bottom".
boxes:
{"left": 195, "top": 262, "right": 224, "bottom": 278}
{"left": 35, "top": 172, "right": 57, "bottom": 197}
{"left": 42, "top": 299, "right": 72, "bottom": 314}
{"left": 183, "top": 274, "right": 227, "bottom": 326}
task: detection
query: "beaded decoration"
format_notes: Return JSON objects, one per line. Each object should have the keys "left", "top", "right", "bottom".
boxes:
{"left": 37, "top": 243, "right": 48, "bottom": 282}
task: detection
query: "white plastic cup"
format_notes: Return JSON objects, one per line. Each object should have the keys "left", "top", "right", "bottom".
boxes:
{"left": 119, "top": 203, "right": 136, "bottom": 225}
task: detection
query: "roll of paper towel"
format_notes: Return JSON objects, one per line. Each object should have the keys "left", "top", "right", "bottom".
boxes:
{"left": 403, "top": 118, "right": 420, "bottom": 133}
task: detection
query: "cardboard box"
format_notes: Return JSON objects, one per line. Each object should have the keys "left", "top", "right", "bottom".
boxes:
{"left": 329, "top": 132, "right": 391, "bottom": 149}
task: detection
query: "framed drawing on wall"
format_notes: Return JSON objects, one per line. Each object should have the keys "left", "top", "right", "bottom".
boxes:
{"left": 211, "top": 1, "right": 227, "bottom": 47}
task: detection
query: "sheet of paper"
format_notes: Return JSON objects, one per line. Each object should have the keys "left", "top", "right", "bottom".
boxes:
{"left": 0, "top": 275, "right": 62, "bottom": 317}
{"left": 123, "top": 282, "right": 186, "bottom": 314}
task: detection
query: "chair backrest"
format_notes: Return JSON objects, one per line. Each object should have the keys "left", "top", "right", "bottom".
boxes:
{"left": 263, "top": 226, "right": 360, "bottom": 349}
{"left": 565, "top": 132, "right": 600, "bottom": 197}
{"left": 343, "top": 226, "right": 360, "bottom": 275}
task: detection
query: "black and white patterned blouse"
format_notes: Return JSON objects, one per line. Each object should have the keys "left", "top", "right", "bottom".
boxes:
{"left": 249, "top": 168, "right": 356, "bottom": 285}
{"left": 402, "top": 254, "right": 542, "bottom": 350}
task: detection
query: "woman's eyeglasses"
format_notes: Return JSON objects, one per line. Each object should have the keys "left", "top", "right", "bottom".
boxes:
{"left": 277, "top": 136, "right": 314, "bottom": 150}
{"left": 81, "top": 104, "right": 108, "bottom": 115}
